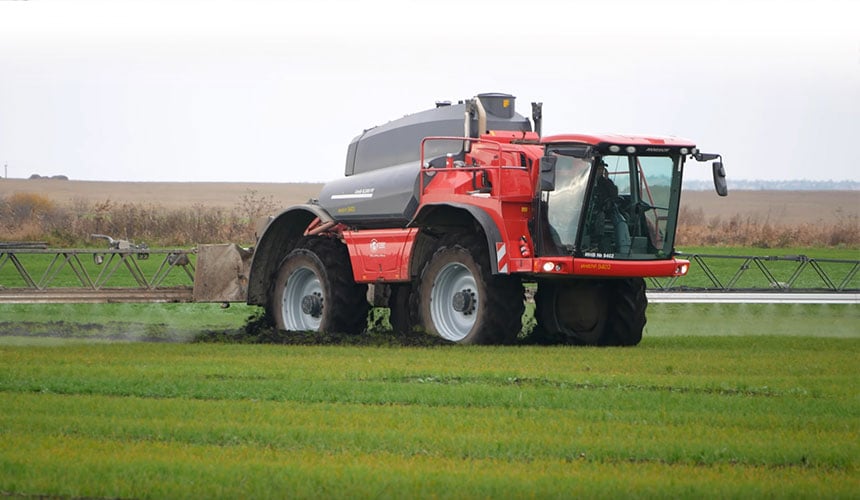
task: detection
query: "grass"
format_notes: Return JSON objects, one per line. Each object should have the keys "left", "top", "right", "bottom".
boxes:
{"left": 646, "top": 303, "right": 859, "bottom": 338}
{"left": 0, "top": 302, "right": 250, "bottom": 341}
{"left": 1, "top": 302, "right": 857, "bottom": 344}
{"left": 0, "top": 337, "right": 857, "bottom": 498}
{"left": 0, "top": 246, "right": 857, "bottom": 496}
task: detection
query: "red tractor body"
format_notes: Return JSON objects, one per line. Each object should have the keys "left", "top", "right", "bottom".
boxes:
{"left": 247, "top": 93, "right": 726, "bottom": 344}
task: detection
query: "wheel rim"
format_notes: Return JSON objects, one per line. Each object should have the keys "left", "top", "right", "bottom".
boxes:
{"left": 281, "top": 267, "right": 323, "bottom": 331}
{"left": 430, "top": 262, "right": 478, "bottom": 341}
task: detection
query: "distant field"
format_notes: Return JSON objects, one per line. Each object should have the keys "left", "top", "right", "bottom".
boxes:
{"left": 680, "top": 189, "right": 858, "bottom": 225}
{"left": 1, "top": 178, "right": 856, "bottom": 224}
{"left": 0, "top": 178, "right": 324, "bottom": 210}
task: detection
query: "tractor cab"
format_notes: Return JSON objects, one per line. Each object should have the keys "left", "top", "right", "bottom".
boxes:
{"left": 538, "top": 135, "right": 726, "bottom": 261}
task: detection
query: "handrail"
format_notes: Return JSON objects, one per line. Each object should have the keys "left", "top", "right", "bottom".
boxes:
{"left": 419, "top": 136, "right": 527, "bottom": 201}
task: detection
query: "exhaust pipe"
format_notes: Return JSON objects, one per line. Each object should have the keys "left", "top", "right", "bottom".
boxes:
{"left": 464, "top": 97, "right": 487, "bottom": 139}
{"left": 474, "top": 96, "right": 487, "bottom": 136}
{"left": 532, "top": 102, "right": 543, "bottom": 137}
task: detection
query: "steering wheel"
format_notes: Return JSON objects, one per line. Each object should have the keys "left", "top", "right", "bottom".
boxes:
{"left": 632, "top": 200, "right": 668, "bottom": 214}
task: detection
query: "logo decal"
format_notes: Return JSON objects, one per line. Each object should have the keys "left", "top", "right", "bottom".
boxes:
{"left": 370, "top": 239, "right": 386, "bottom": 253}
{"left": 331, "top": 188, "right": 375, "bottom": 200}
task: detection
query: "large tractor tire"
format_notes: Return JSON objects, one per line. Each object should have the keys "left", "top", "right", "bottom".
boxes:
{"left": 534, "top": 279, "right": 610, "bottom": 345}
{"left": 601, "top": 278, "right": 647, "bottom": 346}
{"left": 417, "top": 236, "right": 523, "bottom": 344}
{"left": 269, "top": 236, "right": 369, "bottom": 334}
{"left": 388, "top": 283, "right": 418, "bottom": 334}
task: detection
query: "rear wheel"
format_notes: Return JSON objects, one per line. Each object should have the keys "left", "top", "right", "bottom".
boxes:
{"left": 535, "top": 280, "right": 610, "bottom": 345}
{"left": 417, "top": 236, "right": 523, "bottom": 344}
{"left": 269, "top": 237, "right": 369, "bottom": 334}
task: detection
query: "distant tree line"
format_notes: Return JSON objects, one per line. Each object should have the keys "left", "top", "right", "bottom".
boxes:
{"left": 683, "top": 179, "right": 859, "bottom": 191}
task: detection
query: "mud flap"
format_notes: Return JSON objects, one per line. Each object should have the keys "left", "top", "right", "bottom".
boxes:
{"left": 192, "top": 244, "right": 254, "bottom": 302}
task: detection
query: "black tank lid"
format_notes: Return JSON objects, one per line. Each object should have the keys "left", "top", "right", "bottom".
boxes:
{"left": 477, "top": 93, "right": 516, "bottom": 119}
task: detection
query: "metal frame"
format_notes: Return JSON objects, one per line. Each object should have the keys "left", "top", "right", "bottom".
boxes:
{"left": 0, "top": 247, "right": 195, "bottom": 303}
{"left": 649, "top": 253, "right": 859, "bottom": 292}
{"left": 1, "top": 247, "right": 857, "bottom": 304}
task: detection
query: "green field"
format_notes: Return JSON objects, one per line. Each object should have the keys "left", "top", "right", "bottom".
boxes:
{"left": 1, "top": 301, "right": 858, "bottom": 344}
{"left": 0, "top": 337, "right": 857, "bottom": 498}
{"left": 1, "top": 246, "right": 858, "bottom": 497}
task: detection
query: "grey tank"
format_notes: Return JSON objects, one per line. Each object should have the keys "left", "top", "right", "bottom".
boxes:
{"left": 317, "top": 93, "right": 531, "bottom": 229}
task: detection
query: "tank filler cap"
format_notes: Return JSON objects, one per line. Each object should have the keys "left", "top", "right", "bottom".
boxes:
{"left": 476, "top": 93, "right": 516, "bottom": 118}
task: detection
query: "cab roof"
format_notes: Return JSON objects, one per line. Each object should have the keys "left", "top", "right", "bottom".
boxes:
{"left": 542, "top": 133, "right": 696, "bottom": 148}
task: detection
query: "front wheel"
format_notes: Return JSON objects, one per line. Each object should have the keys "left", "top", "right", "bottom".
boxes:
{"left": 269, "top": 237, "right": 369, "bottom": 334}
{"left": 601, "top": 278, "right": 647, "bottom": 346}
{"left": 534, "top": 280, "right": 609, "bottom": 345}
{"left": 417, "top": 237, "right": 523, "bottom": 344}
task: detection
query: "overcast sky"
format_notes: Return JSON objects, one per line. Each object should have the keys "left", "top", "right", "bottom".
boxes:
{"left": 1, "top": 0, "right": 858, "bottom": 184}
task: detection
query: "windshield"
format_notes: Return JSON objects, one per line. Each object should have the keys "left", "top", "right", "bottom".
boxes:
{"left": 545, "top": 152, "right": 591, "bottom": 251}
{"left": 542, "top": 150, "right": 682, "bottom": 260}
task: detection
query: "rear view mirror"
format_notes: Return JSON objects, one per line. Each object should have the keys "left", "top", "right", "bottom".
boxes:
{"left": 695, "top": 152, "right": 720, "bottom": 162}
{"left": 712, "top": 162, "right": 728, "bottom": 197}
{"left": 540, "top": 156, "right": 557, "bottom": 191}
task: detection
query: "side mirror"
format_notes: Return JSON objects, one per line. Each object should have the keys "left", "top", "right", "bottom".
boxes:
{"left": 712, "top": 161, "right": 728, "bottom": 197}
{"left": 695, "top": 152, "right": 720, "bottom": 162}
{"left": 540, "top": 156, "right": 556, "bottom": 191}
